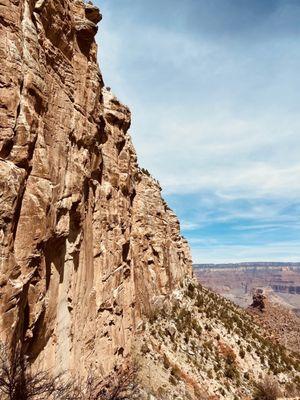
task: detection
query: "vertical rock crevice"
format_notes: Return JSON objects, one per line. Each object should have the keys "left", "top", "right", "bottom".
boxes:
{"left": 0, "top": 0, "right": 192, "bottom": 376}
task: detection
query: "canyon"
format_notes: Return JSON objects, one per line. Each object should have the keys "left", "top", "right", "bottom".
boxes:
{"left": 194, "top": 263, "right": 300, "bottom": 314}
{"left": 0, "top": 1, "right": 299, "bottom": 399}
{"left": 194, "top": 263, "right": 300, "bottom": 355}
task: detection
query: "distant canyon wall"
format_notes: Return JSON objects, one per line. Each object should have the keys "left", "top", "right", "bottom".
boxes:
{"left": 0, "top": 0, "right": 192, "bottom": 375}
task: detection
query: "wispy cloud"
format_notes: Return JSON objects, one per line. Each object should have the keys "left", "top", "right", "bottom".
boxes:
{"left": 180, "top": 221, "right": 202, "bottom": 231}
{"left": 191, "top": 241, "right": 300, "bottom": 264}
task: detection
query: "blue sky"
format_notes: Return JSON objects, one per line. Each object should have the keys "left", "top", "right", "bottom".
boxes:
{"left": 95, "top": 0, "right": 300, "bottom": 263}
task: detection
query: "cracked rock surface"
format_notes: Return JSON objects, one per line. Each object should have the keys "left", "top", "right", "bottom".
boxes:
{"left": 0, "top": 0, "right": 192, "bottom": 376}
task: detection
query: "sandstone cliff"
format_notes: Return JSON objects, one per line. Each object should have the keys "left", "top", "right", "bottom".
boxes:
{"left": 0, "top": 0, "right": 191, "bottom": 376}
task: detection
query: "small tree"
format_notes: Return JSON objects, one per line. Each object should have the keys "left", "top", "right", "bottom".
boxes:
{"left": 68, "top": 364, "right": 139, "bottom": 400}
{"left": 98, "top": 364, "right": 139, "bottom": 400}
{"left": 0, "top": 344, "right": 69, "bottom": 400}
{"left": 0, "top": 343, "right": 139, "bottom": 400}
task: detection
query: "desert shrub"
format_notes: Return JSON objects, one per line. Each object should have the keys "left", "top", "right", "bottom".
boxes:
{"left": 224, "top": 364, "right": 239, "bottom": 380}
{"left": 244, "top": 372, "right": 250, "bottom": 380}
{"left": 75, "top": 364, "right": 139, "bottom": 400}
{"left": 225, "top": 351, "right": 236, "bottom": 365}
{"left": 150, "top": 328, "right": 156, "bottom": 337}
{"left": 175, "top": 308, "right": 192, "bottom": 332}
{"left": 252, "top": 376, "right": 282, "bottom": 400}
{"left": 171, "top": 303, "right": 180, "bottom": 317}
{"left": 140, "top": 343, "right": 150, "bottom": 355}
{"left": 184, "top": 334, "right": 190, "bottom": 344}
{"left": 239, "top": 348, "right": 245, "bottom": 359}
{"left": 214, "top": 363, "right": 221, "bottom": 373}
{"left": 191, "top": 319, "right": 202, "bottom": 336}
{"left": 148, "top": 308, "right": 160, "bottom": 324}
{"left": 0, "top": 343, "right": 139, "bottom": 400}
{"left": 285, "top": 380, "right": 300, "bottom": 397}
{"left": 0, "top": 344, "right": 67, "bottom": 400}
{"left": 195, "top": 294, "right": 204, "bottom": 308}
{"left": 157, "top": 386, "right": 167, "bottom": 397}
{"left": 293, "top": 375, "right": 300, "bottom": 390}
{"left": 140, "top": 168, "right": 150, "bottom": 177}
{"left": 193, "top": 389, "right": 210, "bottom": 400}
{"left": 187, "top": 282, "right": 195, "bottom": 299}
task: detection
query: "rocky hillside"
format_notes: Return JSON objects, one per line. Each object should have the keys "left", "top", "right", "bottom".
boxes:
{"left": 0, "top": 1, "right": 299, "bottom": 399}
{"left": 248, "top": 291, "right": 300, "bottom": 354}
{"left": 0, "top": 0, "right": 191, "bottom": 376}
{"left": 136, "top": 280, "right": 300, "bottom": 399}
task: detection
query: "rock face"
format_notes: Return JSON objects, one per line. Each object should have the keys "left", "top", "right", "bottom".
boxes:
{"left": 0, "top": 0, "right": 191, "bottom": 375}
{"left": 250, "top": 290, "right": 266, "bottom": 312}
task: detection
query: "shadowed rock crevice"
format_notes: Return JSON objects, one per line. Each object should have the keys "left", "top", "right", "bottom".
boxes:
{"left": 0, "top": 138, "right": 14, "bottom": 158}
{"left": 11, "top": 180, "right": 27, "bottom": 243}
{"left": 44, "top": 237, "right": 67, "bottom": 287}
{"left": 25, "top": 307, "right": 50, "bottom": 362}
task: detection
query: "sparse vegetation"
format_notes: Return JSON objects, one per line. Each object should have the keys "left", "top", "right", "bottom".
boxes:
{"left": 239, "top": 348, "right": 245, "bottom": 359}
{"left": 224, "top": 364, "right": 239, "bottom": 380}
{"left": 140, "top": 168, "right": 151, "bottom": 177}
{"left": 0, "top": 344, "right": 139, "bottom": 400}
{"left": 0, "top": 344, "right": 66, "bottom": 400}
{"left": 142, "top": 279, "right": 300, "bottom": 398}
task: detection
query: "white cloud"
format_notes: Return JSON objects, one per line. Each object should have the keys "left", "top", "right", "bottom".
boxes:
{"left": 191, "top": 241, "right": 300, "bottom": 264}
{"left": 180, "top": 221, "right": 202, "bottom": 231}
{"left": 133, "top": 109, "right": 300, "bottom": 199}
{"left": 98, "top": 8, "right": 300, "bottom": 204}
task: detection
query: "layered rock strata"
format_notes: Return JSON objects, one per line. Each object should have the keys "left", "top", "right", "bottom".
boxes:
{"left": 0, "top": 0, "right": 191, "bottom": 375}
